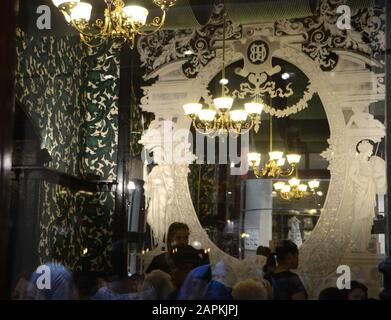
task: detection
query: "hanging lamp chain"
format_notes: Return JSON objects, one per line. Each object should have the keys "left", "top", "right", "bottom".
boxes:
{"left": 221, "top": 12, "right": 227, "bottom": 97}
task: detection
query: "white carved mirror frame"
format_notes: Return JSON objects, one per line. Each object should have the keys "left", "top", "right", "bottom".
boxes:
{"left": 139, "top": 25, "right": 386, "bottom": 297}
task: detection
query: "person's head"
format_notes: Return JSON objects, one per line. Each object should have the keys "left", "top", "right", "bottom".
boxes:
{"left": 232, "top": 279, "right": 272, "bottom": 300}
{"left": 342, "top": 281, "right": 368, "bottom": 300}
{"left": 256, "top": 246, "right": 276, "bottom": 274}
{"left": 275, "top": 240, "right": 299, "bottom": 270}
{"left": 166, "top": 222, "right": 190, "bottom": 252}
{"left": 142, "top": 270, "right": 175, "bottom": 300}
{"left": 356, "top": 139, "right": 374, "bottom": 158}
{"left": 169, "top": 245, "right": 204, "bottom": 288}
{"left": 318, "top": 287, "right": 344, "bottom": 300}
{"left": 256, "top": 246, "right": 271, "bottom": 257}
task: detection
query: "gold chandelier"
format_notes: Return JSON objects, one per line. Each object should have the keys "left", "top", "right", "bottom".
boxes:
{"left": 273, "top": 176, "right": 320, "bottom": 201}
{"left": 183, "top": 13, "right": 263, "bottom": 136}
{"left": 52, "top": 0, "right": 177, "bottom": 48}
{"left": 247, "top": 115, "right": 301, "bottom": 178}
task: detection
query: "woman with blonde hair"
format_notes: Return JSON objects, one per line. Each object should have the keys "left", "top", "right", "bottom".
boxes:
{"left": 141, "top": 270, "right": 175, "bottom": 300}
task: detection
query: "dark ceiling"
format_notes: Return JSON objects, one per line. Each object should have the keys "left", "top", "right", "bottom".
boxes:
{"left": 19, "top": 0, "right": 318, "bottom": 36}
{"left": 18, "top": 0, "right": 375, "bottom": 37}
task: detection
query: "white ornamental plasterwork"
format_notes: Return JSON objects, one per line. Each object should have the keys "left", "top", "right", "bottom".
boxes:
{"left": 229, "top": 35, "right": 317, "bottom": 118}
{"left": 138, "top": 1, "right": 386, "bottom": 296}
{"left": 275, "top": 0, "right": 386, "bottom": 71}
{"left": 139, "top": 40, "right": 386, "bottom": 291}
{"left": 377, "top": 75, "right": 385, "bottom": 94}
{"left": 138, "top": 2, "right": 242, "bottom": 80}
{"left": 193, "top": 36, "right": 317, "bottom": 119}
{"left": 138, "top": 1, "right": 385, "bottom": 81}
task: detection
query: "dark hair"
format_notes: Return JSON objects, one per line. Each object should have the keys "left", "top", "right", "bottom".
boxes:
{"left": 275, "top": 240, "right": 298, "bottom": 264}
{"left": 318, "top": 287, "right": 344, "bottom": 300}
{"left": 350, "top": 280, "right": 368, "bottom": 293}
{"left": 256, "top": 246, "right": 275, "bottom": 274}
{"left": 170, "top": 245, "right": 204, "bottom": 268}
{"left": 356, "top": 139, "right": 374, "bottom": 153}
{"left": 256, "top": 246, "right": 271, "bottom": 256}
{"left": 166, "top": 222, "right": 189, "bottom": 249}
{"left": 341, "top": 280, "right": 368, "bottom": 300}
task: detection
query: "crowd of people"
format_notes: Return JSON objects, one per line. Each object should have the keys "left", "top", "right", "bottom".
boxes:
{"left": 12, "top": 222, "right": 391, "bottom": 300}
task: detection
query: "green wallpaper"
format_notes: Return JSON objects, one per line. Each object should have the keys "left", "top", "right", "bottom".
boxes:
{"left": 15, "top": 30, "right": 120, "bottom": 272}
{"left": 15, "top": 28, "right": 84, "bottom": 176}
{"left": 80, "top": 43, "right": 120, "bottom": 180}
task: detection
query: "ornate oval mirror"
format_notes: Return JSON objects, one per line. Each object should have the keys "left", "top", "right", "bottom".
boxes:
{"left": 188, "top": 57, "right": 331, "bottom": 258}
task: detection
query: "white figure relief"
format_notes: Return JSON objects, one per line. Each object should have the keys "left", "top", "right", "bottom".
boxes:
{"left": 139, "top": 119, "right": 196, "bottom": 247}
{"left": 288, "top": 216, "right": 303, "bottom": 247}
{"left": 139, "top": 120, "right": 174, "bottom": 246}
{"left": 347, "top": 105, "right": 385, "bottom": 130}
{"left": 348, "top": 139, "right": 386, "bottom": 252}
{"left": 144, "top": 163, "right": 175, "bottom": 246}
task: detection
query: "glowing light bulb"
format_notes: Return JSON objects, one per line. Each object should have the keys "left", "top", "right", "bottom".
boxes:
{"left": 70, "top": 2, "right": 92, "bottom": 21}
{"left": 244, "top": 102, "right": 263, "bottom": 115}
{"left": 123, "top": 5, "right": 149, "bottom": 26}
{"left": 248, "top": 153, "right": 261, "bottom": 166}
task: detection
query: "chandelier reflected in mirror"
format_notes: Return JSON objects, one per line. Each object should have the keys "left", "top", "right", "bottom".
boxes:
{"left": 52, "top": 0, "right": 177, "bottom": 48}
{"left": 247, "top": 115, "right": 301, "bottom": 178}
{"left": 183, "top": 99, "right": 264, "bottom": 136}
{"left": 273, "top": 175, "right": 320, "bottom": 201}
{"left": 183, "top": 13, "right": 263, "bottom": 136}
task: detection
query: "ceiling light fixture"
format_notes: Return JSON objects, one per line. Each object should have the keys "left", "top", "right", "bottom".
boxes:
{"left": 273, "top": 173, "right": 320, "bottom": 201}
{"left": 183, "top": 12, "right": 262, "bottom": 136}
{"left": 52, "top": 0, "right": 177, "bottom": 48}
{"left": 248, "top": 114, "right": 300, "bottom": 178}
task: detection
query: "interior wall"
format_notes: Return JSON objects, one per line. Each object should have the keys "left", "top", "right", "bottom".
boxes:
{"left": 14, "top": 30, "right": 120, "bottom": 272}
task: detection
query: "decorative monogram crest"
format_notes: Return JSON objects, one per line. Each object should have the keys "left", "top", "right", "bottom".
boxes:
{"left": 247, "top": 40, "right": 269, "bottom": 65}
{"left": 233, "top": 37, "right": 280, "bottom": 78}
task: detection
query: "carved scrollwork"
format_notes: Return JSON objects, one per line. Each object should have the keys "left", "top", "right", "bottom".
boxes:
{"left": 275, "top": 0, "right": 385, "bottom": 71}
{"left": 137, "top": 0, "right": 386, "bottom": 296}
{"left": 138, "top": 4, "right": 241, "bottom": 79}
